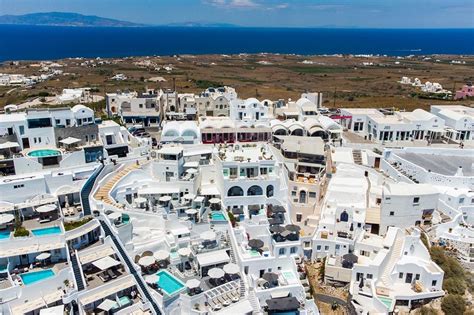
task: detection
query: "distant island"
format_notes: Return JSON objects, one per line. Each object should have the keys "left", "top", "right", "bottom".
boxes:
{"left": 0, "top": 12, "right": 144, "bottom": 27}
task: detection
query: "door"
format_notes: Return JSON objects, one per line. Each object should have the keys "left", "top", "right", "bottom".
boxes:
{"left": 374, "top": 157, "right": 380, "bottom": 169}
{"left": 405, "top": 273, "right": 413, "bottom": 283}
{"left": 22, "top": 137, "right": 30, "bottom": 149}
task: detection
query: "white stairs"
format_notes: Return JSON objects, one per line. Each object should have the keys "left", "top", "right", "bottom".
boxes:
{"left": 378, "top": 233, "right": 404, "bottom": 288}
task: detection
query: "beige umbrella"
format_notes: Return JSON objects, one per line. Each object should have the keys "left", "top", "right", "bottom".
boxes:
{"left": 183, "top": 193, "right": 195, "bottom": 200}
{"left": 186, "top": 278, "right": 201, "bottom": 289}
{"left": 145, "top": 274, "right": 159, "bottom": 284}
{"left": 159, "top": 196, "right": 172, "bottom": 202}
{"left": 36, "top": 252, "right": 51, "bottom": 261}
{"left": 35, "top": 204, "right": 57, "bottom": 213}
{"left": 138, "top": 256, "right": 155, "bottom": 267}
{"left": 209, "top": 198, "right": 221, "bottom": 204}
{"left": 97, "top": 299, "right": 117, "bottom": 311}
{"left": 223, "top": 263, "right": 239, "bottom": 275}
{"left": 185, "top": 209, "right": 198, "bottom": 215}
{"left": 208, "top": 267, "right": 225, "bottom": 279}
{"left": 178, "top": 247, "right": 192, "bottom": 257}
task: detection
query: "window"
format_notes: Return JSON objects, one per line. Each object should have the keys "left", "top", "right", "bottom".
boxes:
{"left": 279, "top": 248, "right": 285, "bottom": 255}
{"left": 296, "top": 213, "right": 302, "bottom": 222}
{"left": 415, "top": 274, "right": 420, "bottom": 280}
{"left": 459, "top": 197, "right": 465, "bottom": 204}
{"left": 367, "top": 274, "right": 373, "bottom": 279}
{"left": 324, "top": 246, "right": 329, "bottom": 251}
{"left": 309, "top": 192, "right": 317, "bottom": 198}
{"left": 432, "top": 280, "right": 437, "bottom": 286}
{"left": 19, "top": 125, "right": 24, "bottom": 135}
{"left": 316, "top": 245, "right": 321, "bottom": 251}
{"left": 413, "top": 197, "right": 420, "bottom": 205}
{"left": 390, "top": 211, "right": 395, "bottom": 216}
{"left": 291, "top": 191, "right": 297, "bottom": 197}
{"left": 55, "top": 119, "right": 60, "bottom": 124}
{"left": 290, "top": 247, "right": 297, "bottom": 254}
{"left": 14, "top": 184, "right": 24, "bottom": 189}
{"left": 335, "top": 244, "right": 340, "bottom": 250}
{"left": 399, "top": 272, "right": 403, "bottom": 279}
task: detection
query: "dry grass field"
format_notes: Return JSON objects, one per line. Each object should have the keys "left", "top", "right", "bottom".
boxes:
{"left": 1, "top": 53, "right": 473, "bottom": 110}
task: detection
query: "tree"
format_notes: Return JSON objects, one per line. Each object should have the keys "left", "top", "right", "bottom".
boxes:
{"left": 441, "top": 294, "right": 465, "bottom": 315}
{"left": 443, "top": 277, "right": 466, "bottom": 295}
{"left": 418, "top": 306, "right": 437, "bottom": 315}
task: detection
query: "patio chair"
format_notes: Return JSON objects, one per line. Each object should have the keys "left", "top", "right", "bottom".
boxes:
{"left": 98, "top": 271, "right": 111, "bottom": 282}
{"left": 217, "top": 295, "right": 231, "bottom": 306}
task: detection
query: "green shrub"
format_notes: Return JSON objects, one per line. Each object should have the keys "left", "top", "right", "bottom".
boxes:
{"left": 441, "top": 294, "right": 465, "bottom": 315}
{"left": 64, "top": 218, "right": 92, "bottom": 231}
{"left": 14, "top": 226, "right": 30, "bottom": 237}
{"left": 418, "top": 306, "right": 437, "bottom": 315}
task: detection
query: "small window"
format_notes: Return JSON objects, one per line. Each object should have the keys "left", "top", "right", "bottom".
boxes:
{"left": 390, "top": 211, "right": 395, "bottom": 216}
{"left": 309, "top": 192, "right": 317, "bottom": 198}
{"left": 316, "top": 245, "right": 321, "bottom": 251}
{"left": 296, "top": 214, "right": 302, "bottom": 222}
{"left": 413, "top": 197, "right": 420, "bottom": 204}
{"left": 432, "top": 280, "right": 437, "bottom": 286}
{"left": 459, "top": 198, "right": 465, "bottom": 204}
{"left": 279, "top": 248, "right": 285, "bottom": 255}
{"left": 415, "top": 274, "right": 420, "bottom": 280}
{"left": 290, "top": 247, "right": 297, "bottom": 254}
{"left": 367, "top": 274, "right": 373, "bottom": 279}
{"left": 399, "top": 272, "right": 403, "bottom": 279}
{"left": 324, "top": 246, "right": 329, "bottom": 251}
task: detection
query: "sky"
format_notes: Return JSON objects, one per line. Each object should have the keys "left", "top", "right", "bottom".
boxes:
{"left": 0, "top": 0, "right": 473, "bottom": 28}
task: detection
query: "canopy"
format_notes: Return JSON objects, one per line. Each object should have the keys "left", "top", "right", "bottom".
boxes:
{"left": 208, "top": 267, "right": 225, "bottom": 279}
{"left": 178, "top": 247, "right": 192, "bottom": 256}
{"left": 36, "top": 252, "right": 51, "bottom": 261}
{"left": 92, "top": 256, "right": 120, "bottom": 271}
{"left": 159, "top": 196, "right": 172, "bottom": 202}
{"left": 0, "top": 141, "right": 19, "bottom": 149}
{"left": 223, "top": 263, "right": 239, "bottom": 275}
{"left": 185, "top": 209, "right": 198, "bottom": 215}
{"left": 285, "top": 224, "right": 301, "bottom": 233}
{"left": 138, "top": 256, "right": 155, "bottom": 267}
{"left": 269, "top": 225, "right": 285, "bottom": 234}
{"left": 59, "top": 137, "right": 81, "bottom": 145}
{"left": 196, "top": 249, "right": 230, "bottom": 267}
{"left": 200, "top": 230, "right": 217, "bottom": 241}
{"left": 266, "top": 296, "right": 300, "bottom": 312}
{"left": 145, "top": 274, "right": 159, "bottom": 284}
{"left": 248, "top": 239, "right": 264, "bottom": 249}
{"left": 268, "top": 218, "right": 283, "bottom": 225}
{"left": 186, "top": 278, "right": 201, "bottom": 289}
{"left": 343, "top": 253, "right": 358, "bottom": 263}
{"left": 209, "top": 198, "right": 221, "bottom": 204}
{"left": 262, "top": 272, "right": 279, "bottom": 284}
{"left": 108, "top": 212, "right": 122, "bottom": 220}
{"left": 97, "top": 299, "right": 117, "bottom": 311}
{"left": 35, "top": 204, "right": 57, "bottom": 213}
{"left": 183, "top": 193, "right": 195, "bottom": 200}
{"left": 154, "top": 250, "right": 169, "bottom": 261}
{"left": 0, "top": 213, "right": 15, "bottom": 225}
{"left": 134, "top": 197, "right": 147, "bottom": 204}
{"left": 186, "top": 168, "right": 198, "bottom": 174}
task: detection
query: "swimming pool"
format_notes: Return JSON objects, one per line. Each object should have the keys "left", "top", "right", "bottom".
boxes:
{"left": 211, "top": 211, "right": 227, "bottom": 222}
{"left": 31, "top": 226, "right": 62, "bottom": 236}
{"left": 122, "top": 214, "right": 130, "bottom": 224}
{"left": 28, "top": 149, "right": 61, "bottom": 157}
{"left": 0, "top": 230, "right": 10, "bottom": 240}
{"left": 20, "top": 269, "right": 55, "bottom": 285}
{"left": 156, "top": 270, "right": 186, "bottom": 296}
{"left": 111, "top": 296, "right": 133, "bottom": 310}
{"left": 378, "top": 296, "right": 393, "bottom": 309}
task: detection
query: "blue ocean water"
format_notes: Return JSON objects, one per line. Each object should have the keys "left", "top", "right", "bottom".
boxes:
{"left": 0, "top": 25, "right": 472, "bottom": 61}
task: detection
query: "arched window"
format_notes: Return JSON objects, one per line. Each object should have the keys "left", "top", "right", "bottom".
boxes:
{"left": 299, "top": 190, "right": 307, "bottom": 203}
{"left": 291, "top": 128, "right": 304, "bottom": 136}
{"left": 182, "top": 130, "right": 197, "bottom": 139}
{"left": 228, "top": 186, "right": 244, "bottom": 197}
{"left": 247, "top": 185, "right": 263, "bottom": 196}
{"left": 266, "top": 185, "right": 274, "bottom": 197}
{"left": 340, "top": 211, "right": 349, "bottom": 222}
{"left": 163, "top": 130, "right": 179, "bottom": 137}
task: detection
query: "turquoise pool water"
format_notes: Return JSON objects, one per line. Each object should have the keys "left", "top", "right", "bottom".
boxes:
{"left": 31, "top": 226, "right": 62, "bottom": 236}
{"left": 378, "top": 296, "right": 393, "bottom": 309}
{"left": 0, "top": 230, "right": 10, "bottom": 240}
{"left": 211, "top": 212, "right": 227, "bottom": 222}
{"left": 157, "top": 270, "right": 185, "bottom": 295}
{"left": 28, "top": 149, "right": 61, "bottom": 157}
{"left": 112, "top": 296, "right": 132, "bottom": 310}
{"left": 20, "top": 269, "right": 55, "bottom": 285}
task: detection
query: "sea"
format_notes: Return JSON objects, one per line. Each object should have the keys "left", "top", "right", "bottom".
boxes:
{"left": 0, "top": 25, "right": 473, "bottom": 61}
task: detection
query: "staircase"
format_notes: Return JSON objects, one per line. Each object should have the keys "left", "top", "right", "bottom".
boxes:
{"left": 391, "top": 163, "right": 419, "bottom": 183}
{"left": 70, "top": 253, "right": 85, "bottom": 291}
{"left": 99, "top": 219, "right": 162, "bottom": 315}
{"left": 248, "top": 288, "right": 261, "bottom": 313}
{"left": 94, "top": 163, "right": 141, "bottom": 207}
{"left": 352, "top": 149, "right": 363, "bottom": 165}
{"left": 378, "top": 234, "right": 404, "bottom": 288}
{"left": 81, "top": 165, "right": 104, "bottom": 216}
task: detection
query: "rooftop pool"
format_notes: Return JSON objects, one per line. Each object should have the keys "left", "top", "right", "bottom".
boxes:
{"left": 31, "top": 226, "right": 62, "bottom": 236}
{"left": 0, "top": 230, "right": 10, "bottom": 240}
{"left": 156, "top": 270, "right": 186, "bottom": 296}
{"left": 28, "top": 149, "right": 61, "bottom": 157}
{"left": 20, "top": 269, "right": 55, "bottom": 285}
{"left": 211, "top": 211, "right": 227, "bottom": 222}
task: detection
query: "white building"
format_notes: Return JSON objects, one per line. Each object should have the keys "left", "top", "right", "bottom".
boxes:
{"left": 431, "top": 105, "right": 474, "bottom": 142}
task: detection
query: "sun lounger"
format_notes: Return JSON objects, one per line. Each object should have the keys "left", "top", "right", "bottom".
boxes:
{"left": 107, "top": 269, "right": 117, "bottom": 279}
{"left": 98, "top": 272, "right": 110, "bottom": 282}
{"left": 217, "top": 295, "right": 231, "bottom": 306}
